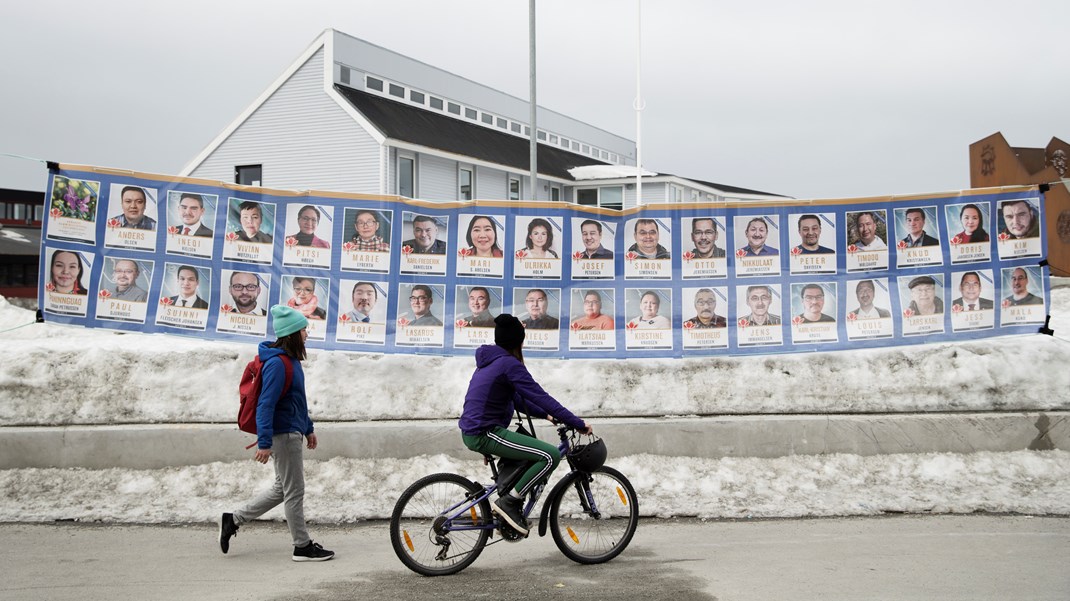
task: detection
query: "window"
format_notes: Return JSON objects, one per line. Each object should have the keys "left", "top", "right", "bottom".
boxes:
{"left": 537, "top": 131, "right": 547, "bottom": 141}
{"left": 496, "top": 117, "right": 507, "bottom": 129}
{"left": 670, "top": 185, "right": 684, "bottom": 203}
{"left": 409, "top": 90, "right": 425, "bottom": 104}
{"left": 581, "top": 144, "right": 590, "bottom": 154}
{"left": 560, "top": 137, "right": 570, "bottom": 147}
{"left": 388, "top": 83, "right": 404, "bottom": 98}
{"left": 511, "top": 122, "right": 521, "bottom": 133}
{"left": 524, "top": 126, "right": 530, "bottom": 135}
{"left": 430, "top": 97, "right": 443, "bottom": 110}
{"left": 481, "top": 113, "right": 493, "bottom": 125}
{"left": 459, "top": 168, "right": 473, "bottom": 201}
{"left": 549, "top": 134, "right": 558, "bottom": 144}
{"left": 600, "top": 186, "right": 623, "bottom": 211}
{"left": 576, "top": 186, "right": 622, "bottom": 211}
{"left": 465, "top": 107, "right": 477, "bottom": 119}
{"left": 448, "top": 102, "right": 461, "bottom": 115}
{"left": 550, "top": 187, "right": 560, "bottom": 202}
{"left": 398, "top": 156, "right": 415, "bottom": 198}
{"left": 235, "top": 164, "right": 262, "bottom": 186}
{"left": 572, "top": 141, "right": 580, "bottom": 151}
{"left": 0, "top": 261, "right": 39, "bottom": 287}
{"left": 508, "top": 177, "right": 521, "bottom": 201}
{"left": 1, "top": 202, "right": 39, "bottom": 221}
{"left": 366, "top": 76, "right": 384, "bottom": 92}
{"left": 340, "top": 67, "right": 350, "bottom": 85}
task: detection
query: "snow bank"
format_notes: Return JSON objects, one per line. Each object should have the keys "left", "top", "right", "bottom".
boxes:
{"left": 2, "top": 450, "right": 1066, "bottom": 523}
{"left": 1, "top": 289, "right": 1068, "bottom": 426}
{"left": 2, "top": 284, "right": 1067, "bottom": 521}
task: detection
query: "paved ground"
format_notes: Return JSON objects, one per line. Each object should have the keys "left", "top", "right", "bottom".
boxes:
{"left": 2, "top": 515, "right": 1068, "bottom": 601}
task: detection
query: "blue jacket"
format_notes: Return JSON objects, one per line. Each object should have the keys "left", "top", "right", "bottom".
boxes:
{"left": 458, "top": 345, "right": 584, "bottom": 436}
{"left": 256, "top": 342, "right": 313, "bottom": 449}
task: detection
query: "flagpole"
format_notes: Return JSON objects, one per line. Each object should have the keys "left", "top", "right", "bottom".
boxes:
{"left": 529, "top": 0, "right": 538, "bottom": 200}
{"left": 634, "top": 0, "right": 644, "bottom": 206}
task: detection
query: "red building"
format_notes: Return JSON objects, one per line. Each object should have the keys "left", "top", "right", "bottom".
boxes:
{"left": 0, "top": 188, "right": 44, "bottom": 299}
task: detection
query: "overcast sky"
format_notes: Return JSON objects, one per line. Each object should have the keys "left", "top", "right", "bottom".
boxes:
{"left": 2, "top": 0, "right": 1067, "bottom": 200}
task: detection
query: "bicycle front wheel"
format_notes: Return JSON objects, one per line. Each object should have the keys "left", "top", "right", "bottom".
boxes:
{"left": 389, "top": 472, "right": 492, "bottom": 576}
{"left": 548, "top": 466, "right": 639, "bottom": 564}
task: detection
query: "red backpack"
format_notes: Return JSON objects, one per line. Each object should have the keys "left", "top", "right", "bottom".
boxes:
{"left": 238, "top": 354, "right": 293, "bottom": 448}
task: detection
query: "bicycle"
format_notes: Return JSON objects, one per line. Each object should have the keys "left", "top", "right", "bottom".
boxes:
{"left": 389, "top": 422, "right": 639, "bottom": 576}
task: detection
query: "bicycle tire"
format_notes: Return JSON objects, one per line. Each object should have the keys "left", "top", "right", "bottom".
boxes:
{"left": 547, "top": 466, "right": 639, "bottom": 564}
{"left": 389, "top": 472, "right": 493, "bottom": 576}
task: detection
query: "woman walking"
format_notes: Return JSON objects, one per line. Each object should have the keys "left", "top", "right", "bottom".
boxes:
{"left": 219, "top": 305, "right": 334, "bottom": 562}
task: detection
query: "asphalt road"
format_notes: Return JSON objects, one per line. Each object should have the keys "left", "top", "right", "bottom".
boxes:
{"left": 2, "top": 515, "right": 1068, "bottom": 601}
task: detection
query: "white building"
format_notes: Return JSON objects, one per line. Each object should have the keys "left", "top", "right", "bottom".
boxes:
{"left": 181, "top": 29, "right": 786, "bottom": 209}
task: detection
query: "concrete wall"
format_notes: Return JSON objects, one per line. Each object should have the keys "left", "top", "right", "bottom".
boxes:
{"left": 3, "top": 412, "right": 1066, "bottom": 470}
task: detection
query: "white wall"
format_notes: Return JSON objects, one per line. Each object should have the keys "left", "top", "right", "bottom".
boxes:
{"left": 189, "top": 48, "right": 381, "bottom": 194}
{"left": 417, "top": 154, "right": 456, "bottom": 201}
{"left": 475, "top": 165, "right": 507, "bottom": 200}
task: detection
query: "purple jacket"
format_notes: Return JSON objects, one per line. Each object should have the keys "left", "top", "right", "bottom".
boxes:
{"left": 458, "top": 345, "right": 584, "bottom": 436}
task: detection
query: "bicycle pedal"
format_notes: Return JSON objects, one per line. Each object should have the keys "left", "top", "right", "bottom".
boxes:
{"left": 498, "top": 523, "right": 527, "bottom": 542}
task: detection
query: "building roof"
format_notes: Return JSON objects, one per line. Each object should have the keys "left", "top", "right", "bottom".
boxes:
{"left": 666, "top": 176, "right": 789, "bottom": 198}
{"left": 184, "top": 31, "right": 787, "bottom": 199}
{"left": 0, "top": 188, "right": 45, "bottom": 204}
{"left": 335, "top": 85, "right": 787, "bottom": 198}
{"left": 334, "top": 85, "right": 611, "bottom": 181}
{"left": 0, "top": 226, "right": 42, "bottom": 257}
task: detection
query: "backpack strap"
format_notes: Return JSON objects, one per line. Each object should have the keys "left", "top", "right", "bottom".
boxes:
{"left": 277, "top": 354, "right": 294, "bottom": 399}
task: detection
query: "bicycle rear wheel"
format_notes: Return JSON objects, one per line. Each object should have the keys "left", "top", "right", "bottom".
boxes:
{"left": 548, "top": 466, "right": 639, "bottom": 564}
{"left": 389, "top": 472, "right": 492, "bottom": 576}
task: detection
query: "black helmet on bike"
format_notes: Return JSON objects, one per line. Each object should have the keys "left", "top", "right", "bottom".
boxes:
{"left": 568, "top": 437, "right": 607, "bottom": 472}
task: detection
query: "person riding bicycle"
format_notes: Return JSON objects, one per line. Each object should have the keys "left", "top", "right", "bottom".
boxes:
{"left": 458, "top": 313, "right": 593, "bottom": 536}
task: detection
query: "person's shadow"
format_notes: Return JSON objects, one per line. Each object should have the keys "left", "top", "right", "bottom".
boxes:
{"left": 1028, "top": 413, "right": 1055, "bottom": 451}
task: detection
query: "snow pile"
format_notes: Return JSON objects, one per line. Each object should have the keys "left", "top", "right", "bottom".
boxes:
{"left": 568, "top": 165, "right": 659, "bottom": 180}
{"left": 0, "top": 283, "right": 1068, "bottom": 522}
{"left": 1, "top": 450, "right": 1066, "bottom": 523}
{"left": 1, "top": 288, "right": 1068, "bottom": 426}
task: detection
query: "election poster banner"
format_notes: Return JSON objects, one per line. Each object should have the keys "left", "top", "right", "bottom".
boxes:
{"left": 39, "top": 164, "right": 1051, "bottom": 359}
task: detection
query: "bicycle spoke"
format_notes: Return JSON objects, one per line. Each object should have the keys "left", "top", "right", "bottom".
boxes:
{"left": 549, "top": 467, "right": 639, "bottom": 564}
{"left": 390, "top": 473, "right": 493, "bottom": 576}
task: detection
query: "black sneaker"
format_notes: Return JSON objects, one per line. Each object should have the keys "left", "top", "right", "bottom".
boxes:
{"left": 492, "top": 495, "right": 528, "bottom": 535}
{"left": 292, "top": 541, "right": 335, "bottom": 562}
{"left": 219, "top": 513, "right": 239, "bottom": 554}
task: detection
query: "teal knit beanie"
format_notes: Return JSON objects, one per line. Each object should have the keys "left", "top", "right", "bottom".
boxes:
{"left": 271, "top": 304, "right": 308, "bottom": 338}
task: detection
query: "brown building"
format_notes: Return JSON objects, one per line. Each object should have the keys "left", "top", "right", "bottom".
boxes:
{"left": 969, "top": 132, "right": 1070, "bottom": 276}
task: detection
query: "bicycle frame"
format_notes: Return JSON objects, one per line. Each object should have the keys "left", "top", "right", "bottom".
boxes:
{"left": 390, "top": 421, "right": 638, "bottom": 575}
{"left": 438, "top": 426, "right": 588, "bottom": 538}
